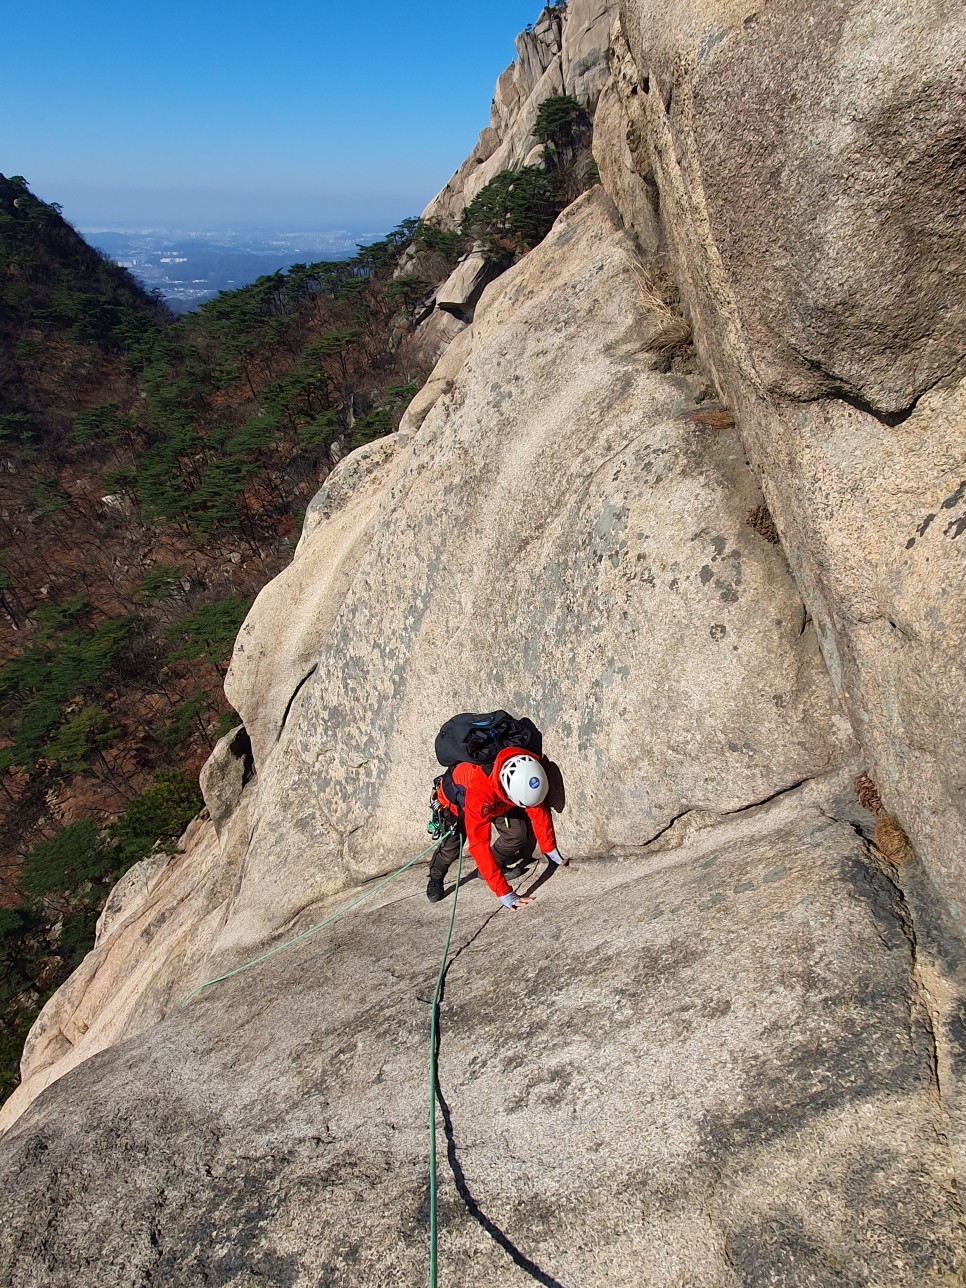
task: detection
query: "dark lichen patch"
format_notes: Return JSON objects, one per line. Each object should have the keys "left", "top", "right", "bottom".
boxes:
{"left": 724, "top": 1148, "right": 966, "bottom": 1286}
{"left": 841, "top": 852, "right": 914, "bottom": 956}
{"left": 698, "top": 991, "right": 924, "bottom": 1166}
{"left": 694, "top": 537, "right": 744, "bottom": 603}
{"left": 905, "top": 511, "right": 938, "bottom": 549}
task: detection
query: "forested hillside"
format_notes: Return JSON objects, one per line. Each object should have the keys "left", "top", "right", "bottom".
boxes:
{"left": 0, "top": 99, "right": 597, "bottom": 1098}
{"left": 0, "top": 175, "right": 434, "bottom": 1096}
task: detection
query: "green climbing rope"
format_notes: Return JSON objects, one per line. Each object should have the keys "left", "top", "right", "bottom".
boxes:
{"left": 180, "top": 822, "right": 465, "bottom": 1285}
{"left": 428, "top": 834, "right": 464, "bottom": 1288}
{"left": 182, "top": 832, "right": 448, "bottom": 1005}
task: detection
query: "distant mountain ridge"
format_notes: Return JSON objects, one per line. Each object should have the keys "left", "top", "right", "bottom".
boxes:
{"left": 0, "top": 172, "right": 166, "bottom": 446}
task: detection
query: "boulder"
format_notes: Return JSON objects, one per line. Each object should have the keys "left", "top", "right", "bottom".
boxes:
{"left": 434, "top": 250, "right": 496, "bottom": 318}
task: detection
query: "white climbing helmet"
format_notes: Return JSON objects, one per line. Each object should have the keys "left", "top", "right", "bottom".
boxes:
{"left": 499, "top": 754, "right": 548, "bottom": 808}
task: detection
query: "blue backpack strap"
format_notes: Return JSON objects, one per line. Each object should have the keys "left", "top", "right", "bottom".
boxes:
{"left": 440, "top": 767, "right": 467, "bottom": 814}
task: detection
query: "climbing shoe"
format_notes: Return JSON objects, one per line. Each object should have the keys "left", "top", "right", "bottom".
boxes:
{"left": 426, "top": 877, "right": 444, "bottom": 903}
{"left": 501, "top": 858, "right": 532, "bottom": 879}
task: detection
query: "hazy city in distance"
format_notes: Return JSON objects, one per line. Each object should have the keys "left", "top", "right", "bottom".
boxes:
{"left": 85, "top": 224, "right": 392, "bottom": 312}
{"left": 9, "top": 0, "right": 542, "bottom": 312}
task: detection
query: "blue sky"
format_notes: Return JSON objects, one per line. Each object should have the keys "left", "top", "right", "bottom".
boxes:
{"left": 3, "top": 0, "right": 546, "bottom": 232}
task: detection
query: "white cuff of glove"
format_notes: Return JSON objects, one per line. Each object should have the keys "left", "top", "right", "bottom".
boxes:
{"left": 500, "top": 892, "right": 522, "bottom": 908}
{"left": 546, "top": 848, "right": 565, "bottom": 865}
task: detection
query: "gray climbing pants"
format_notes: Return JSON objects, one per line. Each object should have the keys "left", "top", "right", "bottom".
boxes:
{"left": 428, "top": 809, "right": 536, "bottom": 882}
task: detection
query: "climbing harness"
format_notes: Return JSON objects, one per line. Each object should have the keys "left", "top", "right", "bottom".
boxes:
{"left": 428, "top": 834, "right": 464, "bottom": 1288}
{"left": 427, "top": 783, "right": 446, "bottom": 839}
{"left": 182, "top": 831, "right": 450, "bottom": 1004}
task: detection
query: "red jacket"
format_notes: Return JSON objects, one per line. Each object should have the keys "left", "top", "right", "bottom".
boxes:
{"left": 437, "top": 745, "right": 557, "bottom": 898}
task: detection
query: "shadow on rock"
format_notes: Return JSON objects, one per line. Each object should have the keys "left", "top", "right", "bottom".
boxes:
{"left": 433, "top": 935, "right": 567, "bottom": 1288}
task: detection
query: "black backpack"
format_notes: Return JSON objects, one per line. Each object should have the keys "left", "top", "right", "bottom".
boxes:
{"left": 434, "top": 710, "right": 543, "bottom": 768}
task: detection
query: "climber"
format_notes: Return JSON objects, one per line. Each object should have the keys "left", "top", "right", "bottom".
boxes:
{"left": 427, "top": 746, "right": 569, "bottom": 910}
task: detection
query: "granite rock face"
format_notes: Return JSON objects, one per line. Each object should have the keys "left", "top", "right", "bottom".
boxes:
{"left": 605, "top": 0, "right": 966, "bottom": 915}
{"left": 434, "top": 248, "right": 497, "bottom": 318}
{"left": 201, "top": 187, "right": 855, "bottom": 963}
{"left": 1, "top": 791, "right": 963, "bottom": 1287}
{"left": 224, "top": 432, "right": 406, "bottom": 771}
{"left": 422, "top": 0, "right": 617, "bottom": 227}
{"left": 1, "top": 187, "right": 857, "bottom": 1126}
{"left": 618, "top": 0, "right": 966, "bottom": 416}
{"left": 3, "top": 6, "right": 966, "bottom": 1282}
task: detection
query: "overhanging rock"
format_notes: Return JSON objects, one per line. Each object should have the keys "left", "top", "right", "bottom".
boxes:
{"left": 434, "top": 249, "right": 498, "bottom": 320}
